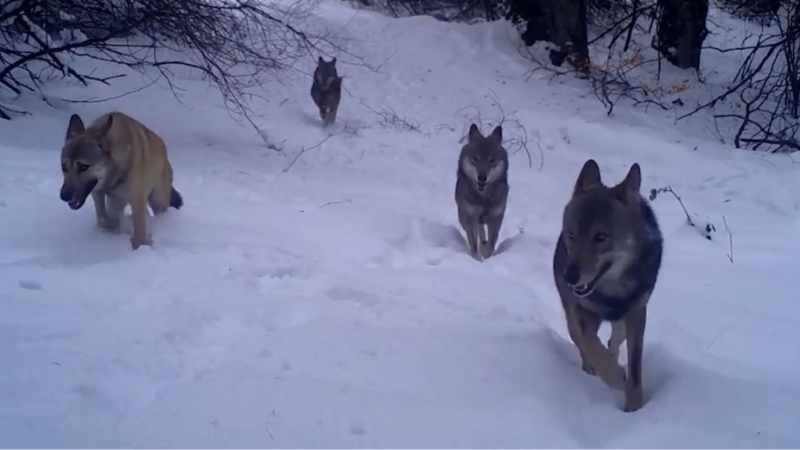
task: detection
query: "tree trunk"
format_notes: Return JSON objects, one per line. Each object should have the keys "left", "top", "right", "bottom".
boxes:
{"left": 513, "top": 0, "right": 590, "bottom": 71}
{"left": 655, "top": 0, "right": 709, "bottom": 69}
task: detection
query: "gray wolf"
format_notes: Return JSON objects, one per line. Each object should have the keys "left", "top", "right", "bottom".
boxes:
{"left": 552, "top": 159, "right": 663, "bottom": 412}
{"left": 59, "top": 111, "right": 183, "bottom": 250}
{"left": 455, "top": 123, "right": 509, "bottom": 261}
{"left": 310, "top": 56, "right": 343, "bottom": 126}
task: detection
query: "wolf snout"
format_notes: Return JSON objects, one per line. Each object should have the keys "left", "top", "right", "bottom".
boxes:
{"left": 59, "top": 184, "right": 74, "bottom": 202}
{"left": 477, "top": 174, "right": 487, "bottom": 183}
{"left": 562, "top": 264, "right": 581, "bottom": 286}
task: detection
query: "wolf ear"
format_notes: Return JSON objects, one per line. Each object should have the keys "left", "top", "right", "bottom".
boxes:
{"left": 573, "top": 159, "right": 602, "bottom": 197}
{"left": 619, "top": 163, "right": 641, "bottom": 192}
{"left": 331, "top": 57, "right": 337, "bottom": 65}
{"left": 318, "top": 56, "right": 324, "bottom": 65}
{"left": 66, "top": 114, "right": 85, "bottom": 141}
{"left": 467, "top": 124, "right": 482, "bottom": 142}
{"left": 96, "top": 114, "right": 114, "bottom": 138}
{"left": 612, "top": 163, "right": 642, "bottom": 202}
{"left": 488, "top": 125, "right": 502, "bottom": 144}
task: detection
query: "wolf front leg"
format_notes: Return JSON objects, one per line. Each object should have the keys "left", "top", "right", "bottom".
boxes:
{"left": 481, "top": 213, "right": 505, "bottom": 259}
{"left": 458, "top": 208, "right": 480, "bottom": 258}
{"left": 129, "top": 192, "right": 153, "bottom": 250}
{"left": 92, "top": 191, "right": 113, "bottom": 230}
{"left": 623, "top": 306, "right": 647, "bottom": 412}
{"left": 578, "top": 309, "right": 626, "bottom": 390}
{"left": 607, "top": 320, "right": 627, "bottom": 359}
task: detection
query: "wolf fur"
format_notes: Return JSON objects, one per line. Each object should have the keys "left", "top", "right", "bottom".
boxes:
{"left": 455, "top": 123, "right": 509, "bottom": 261}
{"left": 59, "top": 111, "right": 183, "bottom": 250}
{"left": 310, "top": 56, "right": 343, "bottom": 126}
{"left": 552, "top": 159, "right": 663, "bottom": 412}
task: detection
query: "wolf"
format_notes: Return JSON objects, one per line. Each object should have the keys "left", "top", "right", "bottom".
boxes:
{"left": 455, "top": 123, "right": 510, "bottom": 261}
{"left": 552, "top": 159, "right": 663, "bottom": 412}
{"left": 59, "top": 111, "right": 183, "bottom": 250}
{"left": 310, "top": 56, "right": 343, "bottom": 126}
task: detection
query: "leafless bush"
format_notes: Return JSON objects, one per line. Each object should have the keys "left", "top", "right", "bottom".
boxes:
{"left": 344, "top": 0, "right": 503, "bottom": 22}
{"left": 716, "top": 0, "right": 782, "bottom": 24}
{"left": 359, "top": 100, "right": 421, "bottom": 133}
{"left": 0, "top": 0, "right": 332, "bottom": 143}
{"left": 650, "top": 185, "right": 717, "bottom": 240}
{"left": 683, "top": 0, "right": 800, "bottom": 153}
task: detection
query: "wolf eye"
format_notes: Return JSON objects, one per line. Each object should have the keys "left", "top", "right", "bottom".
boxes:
{"left": 77, "top": 163, "right": 90, "bottom": 172}
{"left": 593, "top": 233, "right": 608, "bottom": 243}
{"left": 61, "top": 163, "right": 67, "bottom": 172}
{"left": 488, "top": 158, "right": 496, "bottom": 164}
{"left": 471, "top": 157, "right": 478, "bottom": 164}
{"left": 566, "top": 231, "right": 575, "bottom": 241}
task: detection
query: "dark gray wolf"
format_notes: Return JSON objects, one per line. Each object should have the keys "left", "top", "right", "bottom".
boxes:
{"left": 59, "top": 111, "right": 183, "bottom": 250}
{"left": 455, "top": 123, "right": 509, "bottom": 261}
{"left": 310, "top": 56, "right": 343, "bottom": 126}
{"left": 552, "top": 159, "right": 663, "bottom": 412}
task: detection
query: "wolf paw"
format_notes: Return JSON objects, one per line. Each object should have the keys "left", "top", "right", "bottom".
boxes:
{"left": 623, "top": 393, "right": 644, "bottom": 412}
{"left": 479, "top": 243, "right": 495, "bottom": 259}
{"left": 131, "top": 235, "right": 153, "bottom": 250}
{"left": 97, "top": 217, "right": 120, "bottom": 231}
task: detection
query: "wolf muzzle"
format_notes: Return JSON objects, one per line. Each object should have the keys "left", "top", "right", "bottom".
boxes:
{"left": 563, "top": 261, "right": 612, "bottom": 297}
{"left": 60, "top": 179, "right": 98, "bottom": 210}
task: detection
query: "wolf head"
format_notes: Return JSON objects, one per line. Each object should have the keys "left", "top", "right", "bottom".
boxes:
{"left": 458, "top": 124, "right": 508, "bottom": 194}
{"left": 560, "top": 159, "right": 646, "bottom": 297}
{"left": 59, "top": 114, "right": 114, "bottom": 210}
{"left": 315, "top": 56, "right": 340, "bottom": 89}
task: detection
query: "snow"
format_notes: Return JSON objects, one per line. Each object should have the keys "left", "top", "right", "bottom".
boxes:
{"left": 2, "top": 0, "right": 800, "bottom": 447}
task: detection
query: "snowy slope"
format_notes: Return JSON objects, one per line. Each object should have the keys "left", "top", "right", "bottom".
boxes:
{"left": 1, "top": 1, "right": 800, "bottom": 447}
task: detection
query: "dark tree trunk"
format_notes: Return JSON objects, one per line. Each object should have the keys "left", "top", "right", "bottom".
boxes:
{"left": 511, "top": 0, "right": 590, "bottom": 71}
{"left": 654, "top": 0, "right": 709, "bottom": 69}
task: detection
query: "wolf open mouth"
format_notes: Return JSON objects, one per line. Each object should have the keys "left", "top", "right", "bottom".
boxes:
{"left": 571, "top": 262, "right": 612, "bottom": 298}
{"left": 475, "top": 182, "right": 487, "bottom": 192}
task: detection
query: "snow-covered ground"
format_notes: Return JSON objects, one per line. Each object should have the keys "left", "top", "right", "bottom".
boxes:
{"left": 2, "top": 1, "right": 800, "bottom": 447}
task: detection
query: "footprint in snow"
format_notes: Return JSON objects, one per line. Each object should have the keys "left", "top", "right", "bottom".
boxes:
{"left": 19, "top": 279, "right": 43, "bottom": 290}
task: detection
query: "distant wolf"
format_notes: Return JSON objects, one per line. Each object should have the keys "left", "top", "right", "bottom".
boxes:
{"left": 455, "top": 123, "right": 510, "bottom": 261}
{"left": 552, "top": 159, "right": 663, "bottom": 412}
{"left": 59, "top": 111, "right": 183, "bottom": 250}
{"left": 310, "top": 56, "right": 343, "bottom": 126}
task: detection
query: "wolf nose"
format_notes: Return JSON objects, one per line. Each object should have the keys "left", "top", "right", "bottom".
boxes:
{"left": 59, "top": 185, "right": 73, "bottom": 202}
{"left": 477, "top": 175, "right": 487, "bottom": 183}
{"left": 563, "top": 264, "right": 580, "bottom": 286}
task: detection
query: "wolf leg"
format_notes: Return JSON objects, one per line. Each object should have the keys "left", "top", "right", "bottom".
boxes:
{"left": 481, "top": 213, "right": 504, "bottom": 258}
{"left": 564, "top": 303, "right": 595, "bottom": 376}
{"left": 608, "top": 320, "right": 627, "bottom": 359}
{"left": 458, "top": 209, "right": 480, "bottom": 257}
{"left": 92, "top": 191, "right": 114, "bottom": 230}
{"left": 579, "top": 310, "right": 626, "bottom": 390}
{"left": 623, "top": 306, "right": 647, "bottom": 412}
{"left": 130, "top": 192, "right": 152, "bottom": 249}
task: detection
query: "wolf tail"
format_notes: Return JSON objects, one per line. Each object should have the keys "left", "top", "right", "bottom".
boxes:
{"left": 170, "top": 187, "right": 184, "bottom": 210}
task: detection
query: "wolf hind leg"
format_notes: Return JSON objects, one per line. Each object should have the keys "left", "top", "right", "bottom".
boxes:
{"left": 149, "top": 186, "right": 171, "bottom": 215}
{"left": 149, "top": 163, "right": 176, "bottom": 215}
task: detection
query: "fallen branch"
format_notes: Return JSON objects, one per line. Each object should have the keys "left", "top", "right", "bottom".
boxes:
{"left": 282, "top": 134, "right": 336, "bottom": 173}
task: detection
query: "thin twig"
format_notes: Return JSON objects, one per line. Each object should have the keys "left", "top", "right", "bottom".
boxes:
{"left": 722, "top": 216, "right": 734, "bottom": 264}
{"left": 318, "top": 199, "right": 352, "bottom": 209}
{"left": 282, "top": 134, "right": 336, "bottom": 173}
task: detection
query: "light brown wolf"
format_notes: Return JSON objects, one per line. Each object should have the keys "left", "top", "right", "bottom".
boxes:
{"left": 59, "top": 111, "right": 183, "bottom": 250}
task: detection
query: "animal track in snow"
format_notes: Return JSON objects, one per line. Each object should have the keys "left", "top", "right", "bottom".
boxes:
{"left": 325, "top": 285, "right": 381, "bottom": 308}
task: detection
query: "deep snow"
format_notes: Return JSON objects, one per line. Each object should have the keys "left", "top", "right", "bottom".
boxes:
{"left": 1, "top": 0, "right": 800, "bottom": 448}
